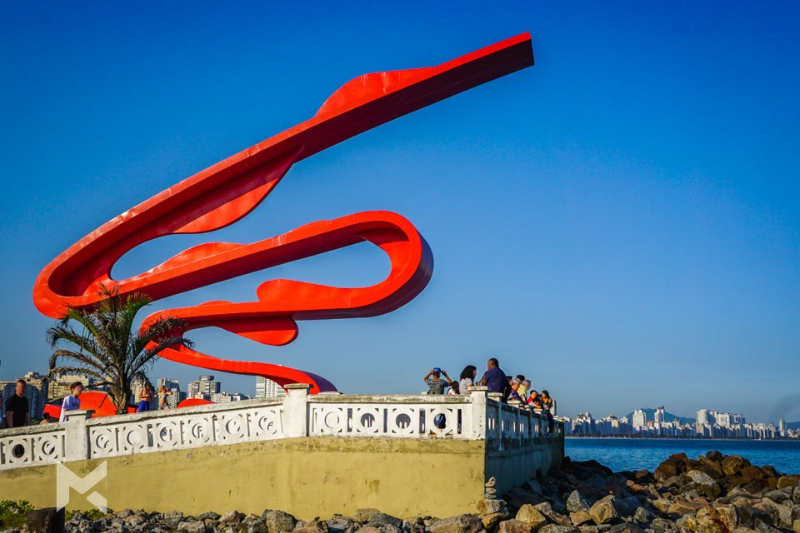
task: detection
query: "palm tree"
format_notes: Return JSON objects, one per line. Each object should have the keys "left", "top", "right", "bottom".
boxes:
{"left": 46, "top": 286, "right": 191, "bottom": 415}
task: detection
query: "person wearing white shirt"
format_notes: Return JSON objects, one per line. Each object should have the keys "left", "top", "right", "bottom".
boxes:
{"left": 59, "top": 382, "right": 83, "bottom": 422}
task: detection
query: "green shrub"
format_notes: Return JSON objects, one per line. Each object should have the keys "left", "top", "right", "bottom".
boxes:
{"left": 66, "top": 508, "right": 107, "bottom": 521}
{"left": 0, "top": 500, "right": 35, "bottom": 529}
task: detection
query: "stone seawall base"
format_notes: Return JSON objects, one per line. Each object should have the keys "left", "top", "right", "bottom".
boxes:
{"left": 1, "top": 435, "right": 563, "bottom": 519}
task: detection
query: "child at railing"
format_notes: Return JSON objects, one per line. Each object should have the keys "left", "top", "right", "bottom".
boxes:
{"left": 527, "top": 390, "right": 543, "bottom": 410}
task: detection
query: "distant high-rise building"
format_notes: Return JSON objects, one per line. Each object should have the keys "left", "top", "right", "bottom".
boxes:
{"left": 189, "top": 375, "right": 220, "bottom": 399}
{"left": 255, "top": 376, "right": 286, "bottom": 399}
{"left": 211, "top": 391, "right": 250, "bottom": 403}
{"left": 778, "top": 418, "right": 786, "bottom": 432}
{"left": 632, "top": 409, "right": 647, "bottom": 429}
{"left": 654, "top": 406, "right": 666, "bottom": 425}
{"left": 696, "top": 409, "right": 712, "bottom": 426}
{"left": 48, "top": 373, "right": 108, "bottom": 401}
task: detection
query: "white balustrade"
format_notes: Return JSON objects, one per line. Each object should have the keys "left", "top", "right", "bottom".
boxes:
{"left": 0, "top": 385, "right": 561, "bottom": 470}
{"left": 0, "top": 423, "right": 66, "bottom": 468}
{"left": 308, "top": 395, "right": 472, "bottom": 438}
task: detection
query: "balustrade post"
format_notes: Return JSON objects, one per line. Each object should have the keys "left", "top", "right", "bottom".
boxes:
{"left": 64, "top": 410, "right": 94, "bottom": 461}
{"left": 527, "top": 407, "right": 534, "bottom": 439}
{"left": 508, "top": 400, "right": 522, "bottom": 444}
{"left": 283, "top": 384, "right": 310, "bottom": 438}
{"left": 487, "top": 392, "right": 503, "bottom": 450}
{"left": 468, "top": 386, "right": 488, "bottom": 439}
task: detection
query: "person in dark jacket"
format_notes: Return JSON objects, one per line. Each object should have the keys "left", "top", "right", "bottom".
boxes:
{"left": 5, "top": 380, "right": 30, "bottom": 428}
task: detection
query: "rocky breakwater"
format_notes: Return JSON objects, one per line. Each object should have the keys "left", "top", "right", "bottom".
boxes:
{"left": 9, "top": 452, "right": 800, "bottom": 533}
{"left": 490, "top": 451, "right": 800, "bottom": 533}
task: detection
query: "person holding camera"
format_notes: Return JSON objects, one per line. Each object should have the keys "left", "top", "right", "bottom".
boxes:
{"left": 423, "top": 367, "right": 452, "bottom": 395}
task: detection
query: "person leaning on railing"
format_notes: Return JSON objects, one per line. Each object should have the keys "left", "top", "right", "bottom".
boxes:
{"left": 458, "top": 365, "right": 477, "bottom": 395}
{"left": 541, "top": 390, "right": 555, "bottom": 434}
{"left": 59, "top": 381, "right": 83, "bottom": 422}
{"left": 527, "top": 389, "right": 543, "bottom": 409}
{"left": 479, "top": 357, "right": 507, "bottom": 396}
{"left": 508, "top": 378, "right": 524, "bottom": 402}
{"left": 516, "top": 375, "right": 527, "bottom": 399}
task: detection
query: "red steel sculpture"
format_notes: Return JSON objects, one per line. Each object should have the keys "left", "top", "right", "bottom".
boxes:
{"left": 33, "top": 33, "right": 534, "bottom": 394}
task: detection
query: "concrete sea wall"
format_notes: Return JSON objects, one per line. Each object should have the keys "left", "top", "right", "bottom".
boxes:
{"left": 0, "top": 387, "right": 563, "bottom": 518}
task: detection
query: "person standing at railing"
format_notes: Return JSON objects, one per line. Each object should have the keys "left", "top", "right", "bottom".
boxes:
{"left": 503, "top": 376, "right": 513, "bottom": 403}
{"left": 4, "top": 379, "right": 30, "bottom": 428}
{"left": 516, "top": 375, "right": 527, "bottom": 399}
{"left": 522, "top": 379, "right": 532, "bottom": 397}
{"left": 446, "top": 381, "right": 460, "bottom": 395}
{"left": 508, "top": 378, "right": 524, "bottom": 402}
{"left": 59, "top": 381, "right": 83, "bottom": 422}
{"left": 458, "top": 365, "right": 477, "bottom": 395}
{"left": 541, "top": 390, "right": 555, "bottom": 434}
{"left": 423, "top": 368, "right": 452, "bottom": 395}
{"left": 157, "top": 385, "right": 173, "bottom": 410}
{"left": 137, "top": 385, "right": 155, "bottom": 412}
{"left": 479, "top": 358, "right": 507, "bottom": 397}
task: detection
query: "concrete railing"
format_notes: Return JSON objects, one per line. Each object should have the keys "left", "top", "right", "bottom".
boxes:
{"left": 0, "top": 385, "right": 561, "bottom": 470}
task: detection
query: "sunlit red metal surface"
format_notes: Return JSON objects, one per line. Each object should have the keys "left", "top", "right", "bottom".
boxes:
{"left": 33, "top": 33, "right": 534, "bottom": 394}
{"left": 43, "top": 391, "right": 137, "bottom": 420}
{"left": 176, "top": 398, "right": 213, "bottom": 409}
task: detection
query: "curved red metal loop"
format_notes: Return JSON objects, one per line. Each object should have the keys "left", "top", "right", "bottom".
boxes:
{"left": 33, "top": 33, "right": 534, "bottom": 394}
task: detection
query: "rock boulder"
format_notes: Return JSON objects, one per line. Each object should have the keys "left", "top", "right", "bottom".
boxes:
{"left": 776, "top": 476, "right": 800, "bottom": 489}
{"left": 515, "top": 505, "right": 547, "bottom": 531}
{"left": 538, "top": 525, "right": 575, "bottom": 533}
{"left": 722, "top": 456, "right": 748, "bottom": 477}
{"left": 498, "top": 520, "right": 533, "bottom": 533}
{"left": 265, "top": 511, "right": 296, "bottom": 533}
{"left": 429, "top": 515, "right": 484, "bottom": 533}
{"left": 589, "top": 496, "right": 619, "bottom": 525}
{"left": 566, "top": 491, "right": 590, "bottom": 514}
{"left": 366, "top": 514, "right": 402, "bottom": 530}
{"left": 696, "top": 505, "right": 737, "bottom": 533}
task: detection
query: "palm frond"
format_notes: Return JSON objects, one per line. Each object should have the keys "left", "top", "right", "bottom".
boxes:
{"left": 45, "top": 286, "right": 191, "bottom": 416}
{"left": 47, "top": 365, "right": 105, "bottom": 382}
{"left": 48, "top": 348, "right": 107, "bottom": 374}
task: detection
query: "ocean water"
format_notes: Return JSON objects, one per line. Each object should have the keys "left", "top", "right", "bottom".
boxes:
{"left": 565, "top": 438, "right": 800, "bottom": 475}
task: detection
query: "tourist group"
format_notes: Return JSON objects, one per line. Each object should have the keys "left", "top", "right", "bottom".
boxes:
{"left": 1, "top": 379, "right": 177, "bottom": 429}
{"left": 422, "top": 358, "right": 556, "bottom": 433}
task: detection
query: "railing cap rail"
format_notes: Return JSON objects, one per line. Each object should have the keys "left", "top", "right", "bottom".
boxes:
{"left": 309, "top": 394, "right": 472, "bottom": 404}
{"left": 84, "top": 396, "right": 284, "bottom": 426}
{"left": 0, "top": 421, "right": 66, "bottom": 437}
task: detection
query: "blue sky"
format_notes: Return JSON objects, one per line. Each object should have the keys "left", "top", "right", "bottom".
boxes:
{"left": 1, "top": 1, "right": 798, "bottom": 422}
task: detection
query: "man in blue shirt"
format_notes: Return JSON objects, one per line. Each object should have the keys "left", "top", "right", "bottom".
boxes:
{"left": 480, "top": 358, "right": 507, "bottom": 395}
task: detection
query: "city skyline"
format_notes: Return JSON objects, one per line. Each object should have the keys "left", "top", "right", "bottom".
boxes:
{"left": 2, "top": 366, "right": 798, "bottom": 430}
{"left": 0, "top": 369, "right": 283, "bottom": 419}
{"left": 565, "top": 405, "right": 798, "bottom": 440}
{"left": 1, "top": 2, "right": 799, "bottom": 422}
